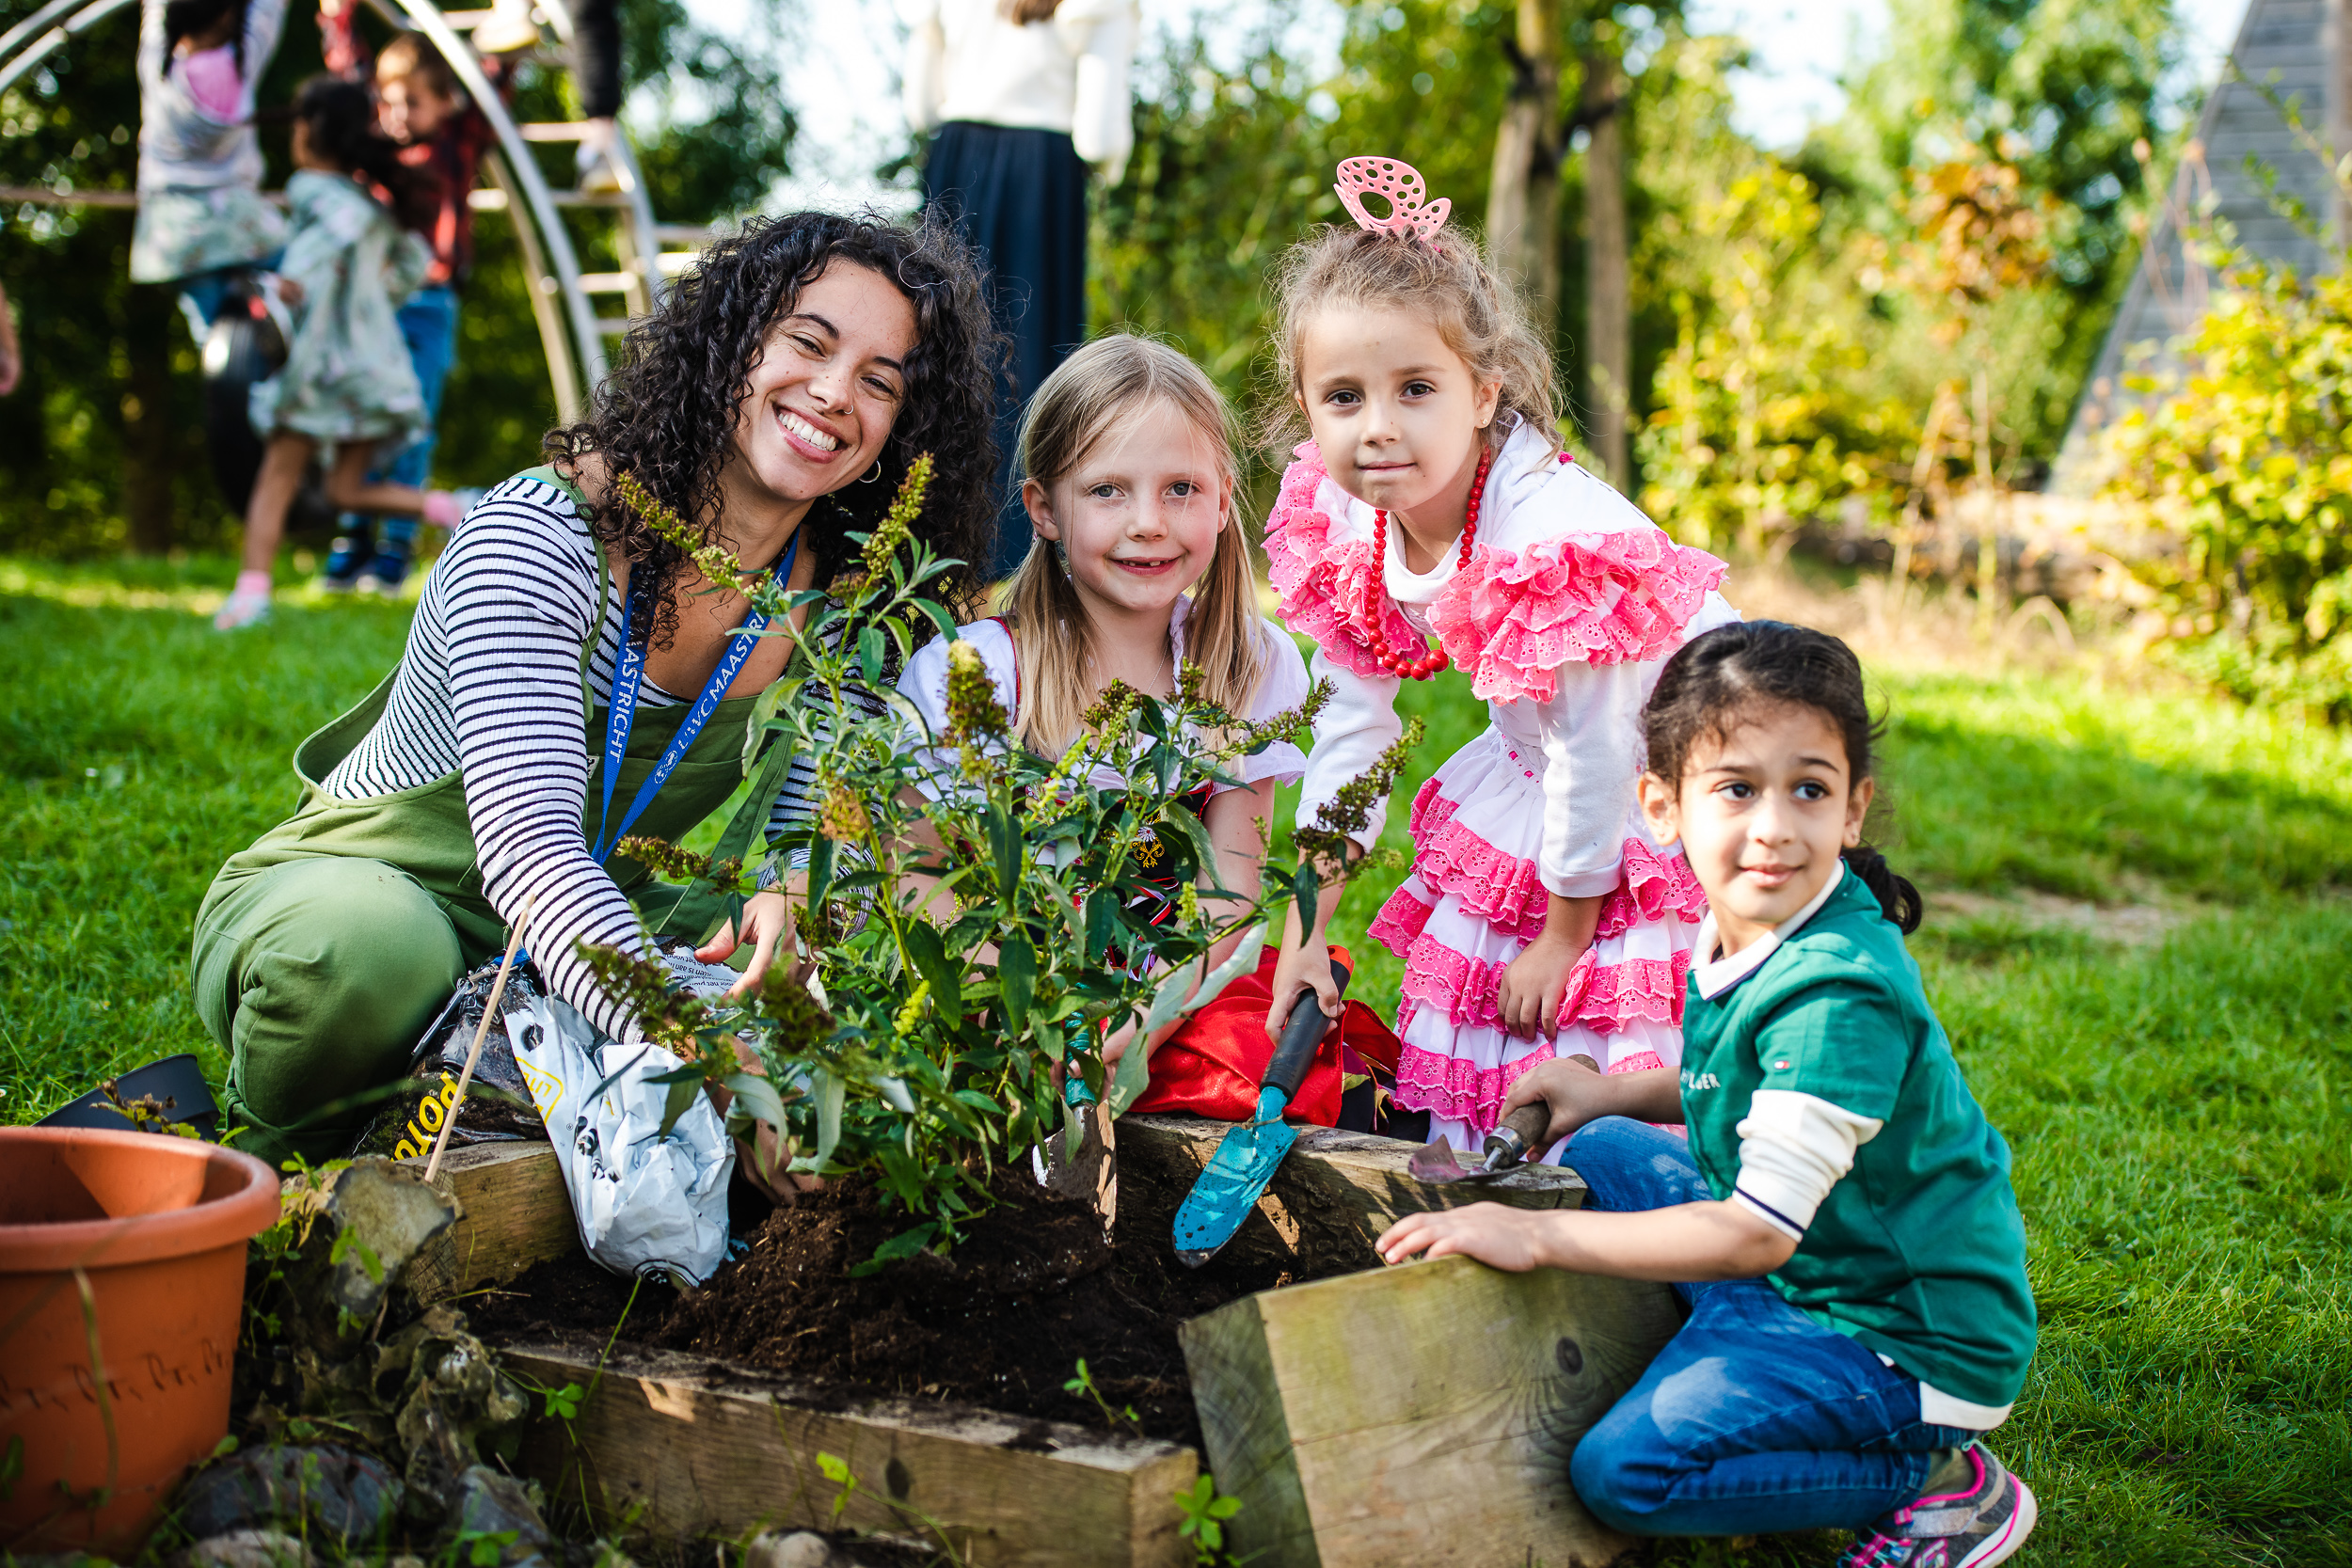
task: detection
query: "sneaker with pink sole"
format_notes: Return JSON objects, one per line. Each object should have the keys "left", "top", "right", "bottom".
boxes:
{"left": 212, "top": 590, "right": 272, "bottom": 630}
{"left": 1836, "top": 1444, "right": 2038, "bottom": 1568}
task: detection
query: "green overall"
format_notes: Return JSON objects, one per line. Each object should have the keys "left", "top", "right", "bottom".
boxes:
{"left": 191, "top": 468, "right": 797, "bottom": 1164}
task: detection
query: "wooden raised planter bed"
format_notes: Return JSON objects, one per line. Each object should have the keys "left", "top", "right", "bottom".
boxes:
{"left": 402, "top": 1118, "right": 1675, "bottom": 1567}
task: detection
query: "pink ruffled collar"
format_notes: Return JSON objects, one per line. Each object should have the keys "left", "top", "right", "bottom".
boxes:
{"left": 1263, "top": 439, "right": 1728, "bottom": 700}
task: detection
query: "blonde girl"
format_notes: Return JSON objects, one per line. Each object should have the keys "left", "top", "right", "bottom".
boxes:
{"left": 1263, "top": 157, "right": 1738, "bottom": 1152}
{"left": 898, "top": 333, "right": 1397, "bottom": 1121}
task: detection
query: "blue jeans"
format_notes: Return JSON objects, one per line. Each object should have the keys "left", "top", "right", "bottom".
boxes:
{"left": 342, "top": 286, "right": 459, "bottom": 546}
{"left": 175, "top": 252, "right": 285, "bottom": 341}
{"left": 1561, "top": 1117, "right": 1977, "bottom": 1537}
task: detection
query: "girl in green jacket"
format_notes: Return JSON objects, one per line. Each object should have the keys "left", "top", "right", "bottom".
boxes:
{"left": 1377, "top": 621, "right": 2038, "bottom": 1568}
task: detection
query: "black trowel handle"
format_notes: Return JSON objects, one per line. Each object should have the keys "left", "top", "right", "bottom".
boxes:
{"left": 1264, "top": 958, "right": 1352, "bottom": 1102}
{"left": 1483, "top": 1099, "right": 1552, "bottom": 1170}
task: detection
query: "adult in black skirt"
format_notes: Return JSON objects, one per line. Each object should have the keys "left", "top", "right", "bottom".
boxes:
{"left": 906, "top": 0, "right": 1136, "bottom": 578}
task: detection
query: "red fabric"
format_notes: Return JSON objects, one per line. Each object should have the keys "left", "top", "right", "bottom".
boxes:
{"left": 1129, "top": 946, "right": 1403, "bottom": 1125}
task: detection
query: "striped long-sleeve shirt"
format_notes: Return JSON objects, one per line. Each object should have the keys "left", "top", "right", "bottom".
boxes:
{"left": 320, "top": 473, "right": 882, "bottom": 1038}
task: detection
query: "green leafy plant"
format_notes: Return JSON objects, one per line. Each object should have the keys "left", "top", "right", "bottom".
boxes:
{"left": 1173, "top": 1473, "right": 1244, "bottom": 1564}
{"left": 2103, "top": 210, "right": 2352, "bottom": 718}
{"left": 814, "top": 1451, "right": 965, "bottom": 1566}
{"left": 1062, "top": 1357, "right": 1142, "bottom": 1435}
{"left": 580, "top": 460, "right": 1413, "bottom": 1261}
{"left": 96, "top": 1077, "right": 201, "bottom": 1137}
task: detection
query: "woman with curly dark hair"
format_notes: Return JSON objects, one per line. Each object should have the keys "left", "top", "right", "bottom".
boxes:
{"left": 191, "top": 212, "right": 1001, "bottom": 1164}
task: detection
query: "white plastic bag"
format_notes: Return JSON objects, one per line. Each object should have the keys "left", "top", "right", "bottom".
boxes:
{"left": 507, "top": 993, "right": 734, "bottom": 1287}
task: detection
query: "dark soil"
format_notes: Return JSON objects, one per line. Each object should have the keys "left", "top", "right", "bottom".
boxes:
{"left": 468, "top": 1164, "right": 1326, "bottom": 1452}
{"left": 463, "top": 1246, "right": 682, "bottom": 1343}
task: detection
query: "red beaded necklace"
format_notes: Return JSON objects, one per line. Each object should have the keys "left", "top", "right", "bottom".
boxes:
{"left": 1365, "top": 441, "right": 1493, "bottom": 680}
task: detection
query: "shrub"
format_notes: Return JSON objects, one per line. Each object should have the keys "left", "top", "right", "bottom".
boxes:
{"left": 581, "top": 462, "right": 1414, "bottom": 1259}
{"left": 2103, "top": 242, "right": 2352, "bottom": 718}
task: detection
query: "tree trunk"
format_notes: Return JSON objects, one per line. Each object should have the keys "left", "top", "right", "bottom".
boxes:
{"left": 1486, "top": 0, "right": 1562, "bottom": 328}
{"left": 1581, "top": 48, "right": 1629, "bottom": 484}
{"left": 119, "top": 284, "right": 179, "bottom": 555}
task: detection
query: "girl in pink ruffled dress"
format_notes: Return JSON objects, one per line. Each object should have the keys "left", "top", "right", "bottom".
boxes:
{"left": 1263, "top": 158, "right": 1739, "bottom": 1158}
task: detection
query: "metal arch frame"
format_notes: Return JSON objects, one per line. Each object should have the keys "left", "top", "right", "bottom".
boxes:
{"left": 0, "top": 0, "right": 132, "bottom": 94}
{"left": 0, "top": 0, "right": 660, "bottom": 420}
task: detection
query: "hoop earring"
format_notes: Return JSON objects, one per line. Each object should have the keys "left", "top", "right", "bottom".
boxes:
{"left": 859, "top": 459, "right": 884, "bottom": 484}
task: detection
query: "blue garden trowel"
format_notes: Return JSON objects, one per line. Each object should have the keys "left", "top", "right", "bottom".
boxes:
{"left": 1172, "top": 958, "right": 1350, "bottom": 1268}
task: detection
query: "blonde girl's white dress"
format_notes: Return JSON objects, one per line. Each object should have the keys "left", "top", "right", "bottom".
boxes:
{"left": 1272, "top": 420, "right": 1738, "bottom": 1158}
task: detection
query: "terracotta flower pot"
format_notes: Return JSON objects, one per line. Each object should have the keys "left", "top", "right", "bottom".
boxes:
{"left": 0, "top": 1126, "right": 280, "bottom": 1557}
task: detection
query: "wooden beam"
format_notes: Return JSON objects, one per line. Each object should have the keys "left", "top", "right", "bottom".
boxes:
{"left": 1180, "top": 1255, "right": 1678, "bottom": 1568}
{"left": 401, "top": 1141, "right": 577, "bottom": 1302}
{"left": 1116, "top": 1116, "right": 1590, "bottom": 1275}
{"left": 503, "top": 1339, "right": 1200, "bottom": 1566}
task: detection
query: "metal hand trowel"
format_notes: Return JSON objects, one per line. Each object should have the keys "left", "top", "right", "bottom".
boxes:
{"left": 1406, "top": 1099, "right": 1552, "bottom": 1184}
{"left": 1171, "top": 958, "right": 1350, "bottom": 1268}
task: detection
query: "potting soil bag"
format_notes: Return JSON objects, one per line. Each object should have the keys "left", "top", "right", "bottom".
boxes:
{"left": 505, "top": 989, "right": 734, "bottom": 1287}
{"left": 357, "top": 959, "right": 550, "bottom": 1161}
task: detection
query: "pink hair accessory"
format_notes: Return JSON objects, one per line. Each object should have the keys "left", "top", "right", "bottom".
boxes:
{"left": 1334, "top": 157, "right": 1451, "bottom": 240}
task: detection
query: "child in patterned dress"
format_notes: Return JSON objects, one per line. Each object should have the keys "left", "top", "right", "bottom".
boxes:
{"left": 216, "top": 76, "right": 469, "bottom": 629}
{"left": 1263, "top": 157, "right": 1738, "bottom": 1156}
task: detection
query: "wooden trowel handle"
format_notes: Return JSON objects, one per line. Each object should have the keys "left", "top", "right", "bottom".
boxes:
{"left": 1263, "top": 958, "right": 1352, "bottom": 1103}
{"left": 1484, "top": 1099, "right": 1552, "bottom": 1168}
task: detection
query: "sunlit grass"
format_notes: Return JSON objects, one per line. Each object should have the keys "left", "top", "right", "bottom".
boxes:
{"left": 3, "top": 558, "right": 2345, "bottom": 1564}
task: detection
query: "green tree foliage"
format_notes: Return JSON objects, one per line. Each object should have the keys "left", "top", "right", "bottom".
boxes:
{"left": 1089, "top": 0, "right": 1517, "bottom": 420}
{"left": 0, "top": 0, "right": 793, "bottom": 556}
{"left": 1635, "top": 160, "right": 1899, "bottom": 554}
{"left": 2103, "top": 231, "right": 2352, "bottom": 718}
{"left": 1815, "top": 0, "right": 2183, "bottom": 462}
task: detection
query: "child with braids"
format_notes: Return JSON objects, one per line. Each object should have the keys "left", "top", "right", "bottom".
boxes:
{"left": 1378, "top": 622, "right": 2039, "bottom": 1568}
{"left": 899, "top": 333, "right": 1400, "bottom": 1122}
{"left": 215, "top": 75, "right": 470, "bottom": 628}
{"left": 1263, "top": 158, "right": 1737, "bottom": 1151}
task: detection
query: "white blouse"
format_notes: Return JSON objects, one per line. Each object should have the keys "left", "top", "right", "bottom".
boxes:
{"left": 898, "top": 597, "right": 1311, "bottom": 800}
{"left": 1288, "top": 420, "right": 1739, "bottom": 899}
{"left": 900, "top": 0, "right": 1137, "bottom": 182}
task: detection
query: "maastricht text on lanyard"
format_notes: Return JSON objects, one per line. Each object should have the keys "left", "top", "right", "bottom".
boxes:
{"left": 588, "top": 531, "right": 800, "bottom": 863}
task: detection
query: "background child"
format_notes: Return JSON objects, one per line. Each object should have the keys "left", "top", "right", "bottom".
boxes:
{"left": 1377, "top": 621, "right": 2038, "bottom": 1568}
{"left": 898, "top": 332, "right": 1398, "bottom": 1124}
{"left": 1263, "top": 157, "right": 1735, "bottom": 1151}
{"left": 315, "top": 10, "right": 508, "bottom": 594}
{"left": 132, "top": 0, "right": 290, "bottom": 334}
{"left": 218, "top": 75, "right": 465, "bottom": 630}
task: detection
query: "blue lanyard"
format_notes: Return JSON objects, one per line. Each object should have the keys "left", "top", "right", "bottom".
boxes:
{"left": 588, "top": 532, "right": 799, "bottom": 863}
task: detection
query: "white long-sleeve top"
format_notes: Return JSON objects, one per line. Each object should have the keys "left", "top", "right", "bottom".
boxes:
{"left": 900, "top": 0, "right": 1137, "bottom": 182}
{"left": 1285, "top": 420, "right": 1736, "bottom": 899}
{"left": 896, "top": 599, "right": 1311, "bottom": 799}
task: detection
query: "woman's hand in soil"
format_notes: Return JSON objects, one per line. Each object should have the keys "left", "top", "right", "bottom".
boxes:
{"left": 701, "top": 889, "right": 795, "bottom": 997}
{"left": 1376, "top": 1202, "right": 1549, "bottom": 1272}
{"left": 713, "top": 1037, "right": 820, "bottom": 1205}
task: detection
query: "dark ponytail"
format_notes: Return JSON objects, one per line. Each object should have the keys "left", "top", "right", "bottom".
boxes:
{"left": 1642, "top": 620, "right": 1923, "bottom": 935}
{"left": 291, "top": 75, "right": 437, "bottom": 233}
{"left": 1837, "top": 845, "right": 1922, "bottom": 936}
{"left": 163, "top": 0, "right": 242, "bottom": 72}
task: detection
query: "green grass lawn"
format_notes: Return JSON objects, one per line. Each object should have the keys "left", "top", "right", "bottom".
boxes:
{"left": 4, "top": 558, "right": 2347, "bottom": 1565}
